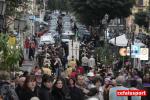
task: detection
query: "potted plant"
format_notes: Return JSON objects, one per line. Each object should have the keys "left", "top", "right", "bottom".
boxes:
{"left": 0, "top": 34, "right": 22, "bottom": 79}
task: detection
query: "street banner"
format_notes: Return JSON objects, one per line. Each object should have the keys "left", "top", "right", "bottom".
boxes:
{"left": 131, "top": 45, "right": 140, "bottom": 58}
{"left": 140, "top": 48, "right": 149, "bottom": 60}
{"left": 8, "top": 36, "right": 16, "bottom": 46}
{"left": 127, "top": 45, "right": 140, "bottom": 58}
{"left": 68, "top": 41, "right": 80, "bottom": 60}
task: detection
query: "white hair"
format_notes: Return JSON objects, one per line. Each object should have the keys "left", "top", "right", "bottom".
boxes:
{"left": 87, "top": 97, "right": 99, "bottom": 100}
{"left": 116, "top": 75, "right": 125, "bottom": 85}
{"left": 30, "top": 97, "right": 40, "bottom": 100}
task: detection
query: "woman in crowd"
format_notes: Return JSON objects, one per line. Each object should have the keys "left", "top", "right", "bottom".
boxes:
{"left": 39, "top": 74, "right": 53, "bottom": 100}
{"left": 15, "top": 77, "right": 26, "bottom": 100}
{"left": 68, "top": 78, "right": 84, "bottom": 100}
{"left": 92, "top": 77, "right": 104, "bottom": 100}
{"left": 21, "top": 75, "right": 39, "bottom": 100}
{"left": 51, "top": 78, "right": 66, "bottom": 100}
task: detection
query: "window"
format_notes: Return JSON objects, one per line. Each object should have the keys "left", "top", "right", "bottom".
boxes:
{"left": 137, "top": 0, "right": 143, "bottom": 6}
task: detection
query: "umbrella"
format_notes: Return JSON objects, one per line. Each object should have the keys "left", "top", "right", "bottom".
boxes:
{"left": 133, "top": 39, "right": 146, "bottom": 47}
{"left": 109, "top": 34, "right": 128, "bottom": 46}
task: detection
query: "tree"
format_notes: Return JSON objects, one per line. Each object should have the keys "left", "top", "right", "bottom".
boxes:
{"left": 69, "top": 0, "right": 135, "bottom": 26}
{"left": 47, "top": 0, "right": 69, "bottom": 11}
{"left": 4, "top": 0, "right": 28, "bottom": 32}
{"left": 134, "top": 11, "right": 149, "bottom": 30}
{"left": 0, "top": 34, "right": 22, "bottom": 71}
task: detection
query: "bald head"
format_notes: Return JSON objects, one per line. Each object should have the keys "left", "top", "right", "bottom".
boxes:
{"left": 116, "top": 76, "right": 125, "bottom": 85}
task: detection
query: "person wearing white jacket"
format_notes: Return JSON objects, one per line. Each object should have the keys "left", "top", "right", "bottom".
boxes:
{"left": 82, "top": 55, "right": 89, "bottom": 73}
{"left": 88, "top": 55, "right": 96, "bottom": 69}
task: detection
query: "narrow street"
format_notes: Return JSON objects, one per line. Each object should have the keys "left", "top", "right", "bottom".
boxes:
{"left": 0, "top": 0, "right": 149, "bottom": 100}
{"left": 20, "top": 49, "right": 37, "bottom": 73}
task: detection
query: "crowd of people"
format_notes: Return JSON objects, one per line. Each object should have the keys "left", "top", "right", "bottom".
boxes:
{"left": 0, "top": 12, "right": 149, "bottom": 100}
{"left": 0, "top": 61, "right": 149, "bottom": 100}
{"left": 15, "top": 22, "right": 150, "bottom": 100}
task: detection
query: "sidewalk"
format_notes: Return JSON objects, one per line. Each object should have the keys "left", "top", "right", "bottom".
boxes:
{"left": 20, "top": 49, "right": 36, "bottom": 73}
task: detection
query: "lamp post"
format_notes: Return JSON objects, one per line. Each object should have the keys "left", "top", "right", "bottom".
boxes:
{"left": 70, "top": 34, "right": 74, "bottom": 59}
{"left": 0, "top": 0, "right": 6, "bottom": 33}
{"left": 102, "top": 14, "right": 109, "bottom": 62}
{"left": 14, "top": 19, "right": 26, "bottom": 47}
{"left": 102, "top": 14, "right": 109, "bottom": 42}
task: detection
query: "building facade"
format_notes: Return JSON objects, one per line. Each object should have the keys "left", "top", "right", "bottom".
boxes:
{"left": 126, "top": 0, "right": 149, "bottom": 34}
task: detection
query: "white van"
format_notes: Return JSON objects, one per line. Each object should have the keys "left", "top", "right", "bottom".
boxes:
{"left": 39, "top": 34, "right": 55, "bottom": 45}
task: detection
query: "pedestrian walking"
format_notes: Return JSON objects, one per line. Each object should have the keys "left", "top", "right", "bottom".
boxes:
{"left": 0, "top": 71, "right": 19, "bottom": 100}
{"left": 24, "top": 36, "right": 30, "bottom": 54}
{"left": 21, "top": 75, "right": 39, "bottom": 100}
{"left": 129, "top": 79, "right": 141, "bottom": 100}
{"left": 29, "top": 41, "right": 36, "bottom": 61}
{"left": 88, "top": 55, "right": 96, "bottom": 70}
{"left": 39, "top": 74, "right": 53, "bottom": 100}
{"left": 15, "top": 77, "right": 26, "bottom": 100}
{"left": 51, "top": 78, "right": 66, "bottom": 100}
{"left": 68, "top": 78, "right": 84, "bottom": 100}
{"left": 109, "top": 76, "right": 128, "bottom": 100}
{"left": 81, "top": 55, "right": 89, "bottom": 73}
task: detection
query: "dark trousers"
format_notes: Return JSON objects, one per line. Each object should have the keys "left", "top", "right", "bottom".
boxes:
{"left": 83, "top": 66, "right": 89, "bottom": 73}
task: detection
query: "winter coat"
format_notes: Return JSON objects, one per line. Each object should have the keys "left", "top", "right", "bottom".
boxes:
{"left": 21, "top": 87, "right": 39, "bottom": 100}
{"left": 39, "top": 85, "right": 53, "bottom": 100}
{"left": 69, "top": 86, "right": 84, "bottom": 100}
{"left": 15, "top": 85, "right": 24, "bottom": 100}
{"left": 51, "top": 87, "right": 66, "bottom": 100}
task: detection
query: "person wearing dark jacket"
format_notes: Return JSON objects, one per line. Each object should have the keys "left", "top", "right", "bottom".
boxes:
{"left": 68, "top": 78, "right": 84, "bottom": 100}
{"left": 51, "top": 78, "right": 66, "bottom": 100}
{"left": 21, "top": 75, "right": 39, "bottom": 100}
{"left": 39, "top": 74, "right": 53, "bottom": 100}
{"left": 15, "top": 77, "right": 26, "bottom": 100}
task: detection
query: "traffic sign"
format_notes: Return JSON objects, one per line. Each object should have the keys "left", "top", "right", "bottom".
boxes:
{"left": 127, "top": 45, "right": 140, "bottom": 58}
{"left": 140, "top": 48, "right": 149, "bottom": 60}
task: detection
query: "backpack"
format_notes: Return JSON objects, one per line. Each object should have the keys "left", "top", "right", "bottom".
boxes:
{"left": 0, "top": 82, "right": 19, "bottom": 100}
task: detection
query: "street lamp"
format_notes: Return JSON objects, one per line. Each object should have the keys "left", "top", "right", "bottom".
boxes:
{"left": 102, "top": 14, "right": 109, "bottom": 42}
{"left": 0, "top": 0, "right": 6, "bottom": 32}
{"left": 102, "top": 14, "right": 109, "bottom": 62}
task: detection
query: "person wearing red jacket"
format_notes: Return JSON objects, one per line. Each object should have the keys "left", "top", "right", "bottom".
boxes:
{"left": 24, "top": 37, "right": 30, "bottom": 54}
{"left": 70, "top": 69, "right": 77, "bottom": 78}
{"left": 77, "top": 66, "right": 84, "bottom": 74}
